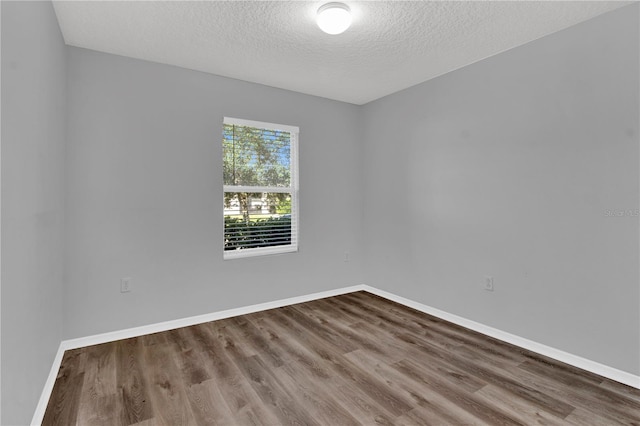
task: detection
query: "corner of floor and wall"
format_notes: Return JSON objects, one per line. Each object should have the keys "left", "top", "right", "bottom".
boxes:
{"left": 2, "top": 1, "right": 639, "bottom": 425}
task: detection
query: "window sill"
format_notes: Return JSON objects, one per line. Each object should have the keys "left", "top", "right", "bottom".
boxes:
{"left": 224, "top": 245, "right": 298, "bottom": 260}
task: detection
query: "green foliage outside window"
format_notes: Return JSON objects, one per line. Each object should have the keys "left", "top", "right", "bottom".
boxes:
{"left": 223, "top": 124, "right": 291, "bottom": 225}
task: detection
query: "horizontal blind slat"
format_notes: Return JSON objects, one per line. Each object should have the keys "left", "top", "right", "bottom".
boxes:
{"left": 223, "top": 186, "right": 292, "bottom": 193}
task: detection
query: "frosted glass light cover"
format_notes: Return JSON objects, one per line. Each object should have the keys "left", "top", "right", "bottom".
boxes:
{"left": 317, "top": 3, "right": 352, "bottom": 35}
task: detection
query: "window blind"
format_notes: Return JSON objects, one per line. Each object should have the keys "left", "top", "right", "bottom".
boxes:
{"left": 223, "top": 118, "right": 299, "bottom": 259}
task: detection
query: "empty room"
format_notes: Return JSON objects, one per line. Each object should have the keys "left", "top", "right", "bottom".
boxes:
{"left": 1, "top": 0, "right": 639, "bottom": 425}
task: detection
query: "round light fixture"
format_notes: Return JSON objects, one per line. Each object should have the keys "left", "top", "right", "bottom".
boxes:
{"left": 317, "top": 2, "right": 352, "bottom": 35}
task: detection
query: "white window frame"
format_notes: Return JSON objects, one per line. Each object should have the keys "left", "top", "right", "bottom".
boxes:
{"left": 223, "top": 117, "right": 299, "bottom": 260}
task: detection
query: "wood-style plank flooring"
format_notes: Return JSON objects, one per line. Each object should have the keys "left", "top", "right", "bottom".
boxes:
{"left": 43, "top": 291, "right": 640, "bottom": 425}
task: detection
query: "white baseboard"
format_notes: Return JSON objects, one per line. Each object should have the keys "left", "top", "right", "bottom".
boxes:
{"left": 62, "top": 284, "right": 367, "bottom": 351}
{"left": 31, "top": 343, "right": 66, "bottom": 426}
{"left": 31, "top": 284, "right": 366, "bottom": 425}
{"left": 361, "top": 285, "right": 640, "bottom": 390}
{"left": 32, "top": 283, "right": 639, "bottom": 425}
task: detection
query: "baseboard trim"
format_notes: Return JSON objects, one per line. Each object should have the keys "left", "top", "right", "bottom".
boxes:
{"left": 361, "top": 285, "right": 640, "bottom": 390}
{"left": 31, "top": 284, "right": 366, "bottom": 425}
{"left": 31, "top": 343, "right": 66, "bottom": 426}
{"left": 62, "top": 284, "right": 367, "bottom": 351}
{"left": 32, "top": 283, "right": 639, "bottom": 425}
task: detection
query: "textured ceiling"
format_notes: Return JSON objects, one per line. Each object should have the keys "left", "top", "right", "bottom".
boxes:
{"left": 52, "top": 1, "right": 631, "bottom": 105}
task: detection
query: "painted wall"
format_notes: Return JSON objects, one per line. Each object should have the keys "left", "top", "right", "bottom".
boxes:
{"left": 1, "top": 1, "right": 67, "bottom": 423}
{"left": 362, "top": 4, "right": 640, "bottom": 375}
{"left": 64, "top": 47, "right": 364, "bottom": 339}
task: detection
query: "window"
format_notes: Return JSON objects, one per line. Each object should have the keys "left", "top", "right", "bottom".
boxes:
{"left": 223, "top": 117, "right": 299, "bottom": 259}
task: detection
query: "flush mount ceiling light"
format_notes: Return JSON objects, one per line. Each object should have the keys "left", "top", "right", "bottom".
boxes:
{"left": 317, "top": 2, "right": 352, "bottom": 35}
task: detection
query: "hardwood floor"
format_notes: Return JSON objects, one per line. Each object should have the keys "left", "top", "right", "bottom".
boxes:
{"left": 42, "top": 291, "right": 640, "bottom": 425}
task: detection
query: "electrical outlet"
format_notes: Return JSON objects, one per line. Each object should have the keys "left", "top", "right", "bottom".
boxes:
{"left": 484, "top": 276, "right": 494, "bottom": 291}
{"left": 344, "top": 251, "right": 350, "bottom": 262}
{"left": 121, "top": 277, "right": 132, "bottom": 293}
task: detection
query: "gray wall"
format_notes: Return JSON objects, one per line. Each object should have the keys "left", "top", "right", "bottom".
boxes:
{"left": 1, "top": 1, "right": 67, "bottom": 424}
{"left": 362, "top": 4, "right": 640, "bottom": 375}
{"left": 64, "top": 47, "right": 364, "bottom": 339}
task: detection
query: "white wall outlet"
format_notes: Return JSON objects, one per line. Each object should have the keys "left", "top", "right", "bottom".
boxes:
{"left": 121, "top": 277, "right": 132, "bottom": 293}
{"left": 484, "top": 276, "right": 494, "bottom": 291}
{"left": 344, "top": 251, "right": 350, "bottom": 262}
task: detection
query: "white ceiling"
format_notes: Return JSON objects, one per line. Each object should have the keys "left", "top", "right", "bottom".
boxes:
{"left": 52, "top": 1, "right": 631, "bottom": 105}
